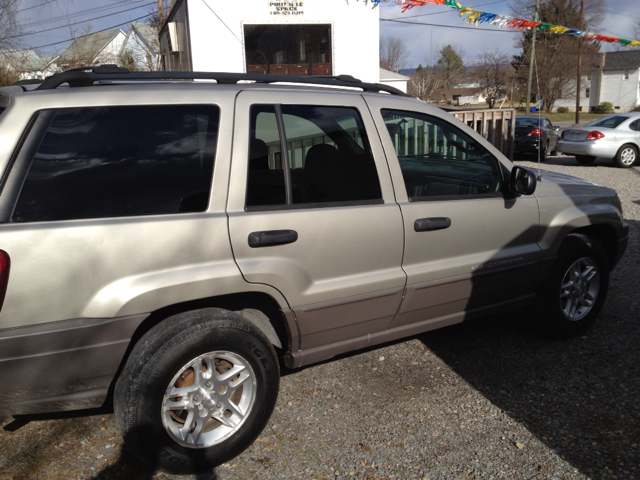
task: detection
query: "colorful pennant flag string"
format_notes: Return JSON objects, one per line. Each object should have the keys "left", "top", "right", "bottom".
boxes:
{"left": 358, "top": 0, "right": 640, "bottom": 47}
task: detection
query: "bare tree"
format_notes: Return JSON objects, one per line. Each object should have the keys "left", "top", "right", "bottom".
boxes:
{"left": 0, "top": 0, "right": 25, "bottom": 85}
{"left": 510, "top": 0, "right": 604, "bottom": 112}
{"left": 474, "top": 51, "right": 513, "bottom": 108}
{"left": 510, "top": 0, "right": 605, "bottom": 29}
{"left": 0, "top": 0, "right": 22, "bottom": 51}
{"left": 380, "top": 35, "right": 410, "bottom": 72}
{"left": 432, "top": 44, "right": 466, "bottom": 104}
{"left": 408, "top": 64, "right": 441, "bottom": 102}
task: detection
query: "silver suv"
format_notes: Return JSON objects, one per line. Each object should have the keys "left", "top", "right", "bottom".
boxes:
{"left": 0, "top": 67, "right": 629, "bottom": 473}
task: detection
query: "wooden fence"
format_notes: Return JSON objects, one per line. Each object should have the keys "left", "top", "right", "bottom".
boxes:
{"left": 446, "top": 108, "right": 516, "bottom": 160}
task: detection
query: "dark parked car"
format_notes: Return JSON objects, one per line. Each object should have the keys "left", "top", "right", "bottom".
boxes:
{"left": 514, "top": 115, "right": 561, "bottom": 162}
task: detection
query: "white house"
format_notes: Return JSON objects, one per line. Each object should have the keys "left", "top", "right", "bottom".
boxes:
{"left": 0, "top": 49, "right": 58, "bottom": 81}
{"left": 379, "top": 68, "right": 410, "bottom": 93}
{"left": 159, "top": 0, "right": 380, "bottom": 84}
{"left": 57, "top": 29, "right": 126, "bottom": 70}
{"left": 121, "top": 23, "right": 161, "bottom": 71}
{"left": 593, "top": 50, "right": 640, "bottom": 112}
{"left": 553, "top": 50, "right": 640, "bottom": 113}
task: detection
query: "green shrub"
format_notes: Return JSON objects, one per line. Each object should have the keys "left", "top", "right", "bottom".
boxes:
{"left": 596, "top": 102, "right": 614, "bottom": 114}
{"left": 556, "top": 107, "right": 569, "bottom": 113}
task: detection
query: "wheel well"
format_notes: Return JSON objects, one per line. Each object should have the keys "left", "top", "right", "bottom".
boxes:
{"left": 103, "top": 292, "right": 291, "bottom": 409}
{"left": 570, "top": 224, "right": 619, "bottom": 269}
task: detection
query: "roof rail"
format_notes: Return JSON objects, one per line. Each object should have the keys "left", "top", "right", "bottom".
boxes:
{"left": 36, "top": 65, "right": 409, "bottom": 96}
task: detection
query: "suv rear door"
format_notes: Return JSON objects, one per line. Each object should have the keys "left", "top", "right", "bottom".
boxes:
{"left": 227, "top": 90, "right": 406, "bottom": 352}
{"left": 365, "top": 95, "right": 541, "bottom": 329}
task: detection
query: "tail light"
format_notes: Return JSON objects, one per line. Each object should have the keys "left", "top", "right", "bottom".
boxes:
{"left": 529, "top": 128, "right": 543, "bottom": 137}
{"left": 586, "top": 131, "right": 605, "bottom": 140}
{"left": 561, "top": 130, "right": 565, "bottom": 139}
{"left": 0, "top": 250, "right": 9, "bottom": 313}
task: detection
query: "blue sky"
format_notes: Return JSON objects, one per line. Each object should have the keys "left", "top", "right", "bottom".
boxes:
{"left": 378, "top": 0, "right": 640, "bottom": 67}
{"left": 13, "top": 0, "right": 640, "bottom": 65}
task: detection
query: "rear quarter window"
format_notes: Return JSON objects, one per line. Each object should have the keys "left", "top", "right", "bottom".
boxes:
{"left": 12, "top": 104, "right": 220, "bottom": 222}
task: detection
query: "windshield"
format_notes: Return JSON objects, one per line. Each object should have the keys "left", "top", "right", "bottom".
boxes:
{"left": 585, "top": 116, "right": 628, "bottom": 129}
{"left": 516, "top": 117, "right": 542, "bottom": 127}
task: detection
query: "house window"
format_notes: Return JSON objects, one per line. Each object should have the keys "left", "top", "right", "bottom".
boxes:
{"left": 585, "top": 87, "right": 590, "bottom": 98}
{"left": 624, "top": 69, "right": 630, "bottom": 80}
{"left": 244, "top": 24, "right": 332, "bottom": 76}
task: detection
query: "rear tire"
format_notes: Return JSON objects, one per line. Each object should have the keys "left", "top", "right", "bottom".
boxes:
{"left": 539, "top": 142, "right": 548, "bottom": 162}
{"left": 575, "top": 155, "right": 596, "bottom": 165}
{"left": 614, "top": 144, "right": 638, "bottom": 168}
{"left": 529, "top": 234, "right": 609, "bottom": 339}
{"left": 114, "top": 308, "right": 280, "bottom": 474}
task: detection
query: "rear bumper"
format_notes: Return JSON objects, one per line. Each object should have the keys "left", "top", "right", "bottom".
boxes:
{"left": 556, "top": 140, "right": 617, "bottom": 158}
{"left": 0, "top": 314, "right": 148, "bottom": 416}
{"left": 514, "top": 138, "right": 544, "bottom": 153}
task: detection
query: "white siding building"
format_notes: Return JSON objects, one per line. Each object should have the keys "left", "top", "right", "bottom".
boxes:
{"left": 121, "top": 23, "right": 161, "bottom": 71}
{"left": 57, "top": 29, "right": 126, "bottom": 70}
{"left": 159, "top": 0, "right": 380, "bottom": 84}
{"left": 596, "top": 51, "right": 640, "bottom": 112}
{"left": 553, "top": 51, "right": 640, "bottom": 113}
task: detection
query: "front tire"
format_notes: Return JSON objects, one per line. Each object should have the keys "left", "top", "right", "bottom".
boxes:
{"left": 530, "top": 234, "right": 609, "bottom": 339}
{"left": 614, "top": 144, "right": 638, "bottom": 168}
{"left": 575, "top": 155, "right": 597, "bottom": 165}
{"left": 114, "top": 308, "right": 280, "bottom": 474}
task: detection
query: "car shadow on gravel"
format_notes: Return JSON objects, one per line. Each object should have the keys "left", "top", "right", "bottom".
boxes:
{"left": 417, "top": 273, "right": 640, "bottom": 480}
{"left": 3, "top": 408, "right": 221, "bottom": 479}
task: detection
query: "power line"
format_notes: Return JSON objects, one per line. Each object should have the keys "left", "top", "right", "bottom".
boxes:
{"left": 381, "top": 17, "right": 520, "bottom": 34}
{"left": 14, "top": 12, "right": 154, "bottom": 52}
{"left": 17, "top": 0, "right": 150, "bottom": 29}
{"left": 10, "top": 1, "right": 155, "bottom": 40}
{"left": 15, "top": 0, "right": 59, "bottom": 14}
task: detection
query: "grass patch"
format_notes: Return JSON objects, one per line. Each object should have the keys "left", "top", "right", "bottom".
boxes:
{"left": 516, "top": 112, "right": 604, "bottom": 123}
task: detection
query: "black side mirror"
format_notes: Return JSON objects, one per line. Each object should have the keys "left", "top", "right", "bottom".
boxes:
{"left": 509, "top": 166, "right": 537, "bottom": 196}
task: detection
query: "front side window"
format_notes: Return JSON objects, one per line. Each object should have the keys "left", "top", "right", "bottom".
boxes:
{"left": 246, "top": 105, "right": 381, "bottom": 207}
{"left": 13, "top": 105, "right": 219, "bottom": 222}
{"left": 381, "top": 109, "right": 502, "bottom": 199}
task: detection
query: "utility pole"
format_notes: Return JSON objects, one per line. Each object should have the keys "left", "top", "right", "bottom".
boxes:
{"left": 158, "top": 0, "right": 165, "bottom": 25}
{"left": 575, "top": 0, "right": 585, "bottom": 125}
{"left": 526, "top": 0, "right": 540, "bottom": 115}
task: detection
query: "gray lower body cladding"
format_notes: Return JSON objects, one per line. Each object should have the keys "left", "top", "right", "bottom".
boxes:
{"left": 0, "top": 314, "right": 148, "bottom": 416}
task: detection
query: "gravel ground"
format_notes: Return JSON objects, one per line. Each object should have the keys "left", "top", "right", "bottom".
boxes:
{"left": 1, "top": 154, "right": 639, "bottom": 480}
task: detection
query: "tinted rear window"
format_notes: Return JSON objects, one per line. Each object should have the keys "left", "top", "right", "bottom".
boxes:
{"left": 13, "top": 105, "right": 219, "bottom": 222}
{"left": 516, "top": 117, "right": 541, "bottom": 127}
{"left": 586, "top": 116, "right": 628, "bottom": 129}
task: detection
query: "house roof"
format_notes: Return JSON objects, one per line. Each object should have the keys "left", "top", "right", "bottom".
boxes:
{"left": 602, "top": 50, "right": 640, "bottom": 70}
{"left": 58, "top": 29, "right": 124, "bottom": 63}
{"left": 131, "top": 23, "right": 159, "bottom": 44}
{"left": 0, "top": 49, "right": 57, "bottom": 72}
{"left": 379, "top": 68, "right": 410, "bottom": 82}
{"left": 125, "top": 23, "right": 159, "bottom": 53}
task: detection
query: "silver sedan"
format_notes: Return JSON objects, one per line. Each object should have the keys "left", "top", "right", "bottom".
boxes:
{"left": 556, "top": 112, "right": 640, "bottom": 168}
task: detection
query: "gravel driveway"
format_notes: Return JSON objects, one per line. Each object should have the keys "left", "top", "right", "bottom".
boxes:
{"left": 1, "top": 154, "right": 639, "bottom": 480}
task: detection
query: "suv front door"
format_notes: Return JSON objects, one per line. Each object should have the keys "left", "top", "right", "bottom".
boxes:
{"left": 227, "top": 91, "right": 406, "bottom": 353}
{"left": 366, "top": 96, "right": 541, "bottom": 330}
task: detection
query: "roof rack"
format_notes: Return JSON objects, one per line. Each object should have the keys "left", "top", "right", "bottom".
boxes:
{"left": 36, "top": 65, "right": 409, "bottom": 96}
